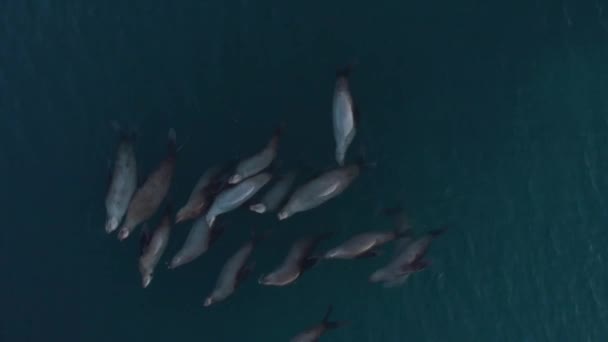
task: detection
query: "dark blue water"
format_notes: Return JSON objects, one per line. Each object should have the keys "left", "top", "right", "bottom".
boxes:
{"left": 3, "top": 1, "right": 608, "bottom": 341}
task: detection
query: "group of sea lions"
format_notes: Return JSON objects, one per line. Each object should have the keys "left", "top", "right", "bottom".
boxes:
{"left": 103, "top": 67, "right": 445, "bottom": 341}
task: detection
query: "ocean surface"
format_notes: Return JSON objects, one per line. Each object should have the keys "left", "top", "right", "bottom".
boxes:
{"left": 2, "top": 1, "right": 608, "bottom": 341}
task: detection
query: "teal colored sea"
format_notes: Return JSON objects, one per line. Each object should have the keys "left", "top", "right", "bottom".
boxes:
{"left": 2, "top": 1, "right": 608, "bottom": 341}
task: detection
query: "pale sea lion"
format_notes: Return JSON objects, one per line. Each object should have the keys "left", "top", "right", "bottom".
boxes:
{"left": 104, "top": 127, "right": 137, "bottom": 233}
{"left": 332, "top": 66, "right": 358, "bottom": 166}
{"left": 205, "top": 172, "right": 271, "bottom": 227}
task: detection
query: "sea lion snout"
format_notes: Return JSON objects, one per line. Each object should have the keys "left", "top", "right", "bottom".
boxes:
{"left": 118, "top": 228, "right": 130, "bottom": 241}
{"left": 105, "top": 217, "right": 119, "bottom": 234}
{"left": 203, "top": 297, "right": 214, "bottom": 307}
{"left": 142, "top": 274, "right": 153, "bottom": 288}
{"left": 228, "top": 174, "right": 242, "bottom": 184}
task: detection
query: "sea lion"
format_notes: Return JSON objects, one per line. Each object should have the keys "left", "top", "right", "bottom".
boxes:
{"left": 277, "top": 164, "right": 360, "bottom": 221}
{"left": 205, "top": 172, "right": 271, "bottom": 227}
{"left": 259, "top": 233, "right": 330, "bottom": 286}
{"left": 369, "top": 227, "right": 445, "bottom": 286}
{"left": 138, "top": 205, "right": 173, "bottom": 288}
{"left": 203, "top": 234, "right": 258, "bottom": 307}
{"left": 168, "top": 215, "right": 223, "bottom": 269}
{"left": 228, "top": 127, "right": 281, "bottom": 184}
{"left": 332, "top": 66, "right": 358, "bottom": 166}
{"left": 104, "top": 127, "right": 137, "bottom": 233}
{"left": 323, "top": 207, "right": 411, "bottom": 259}
{"left": 323, "top": 230, "right": 405, "bottom": 260}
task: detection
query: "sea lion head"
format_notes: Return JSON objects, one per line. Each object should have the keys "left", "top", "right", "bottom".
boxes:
{"left": 203, "top": 296, "right": 214, "bottom": 307}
